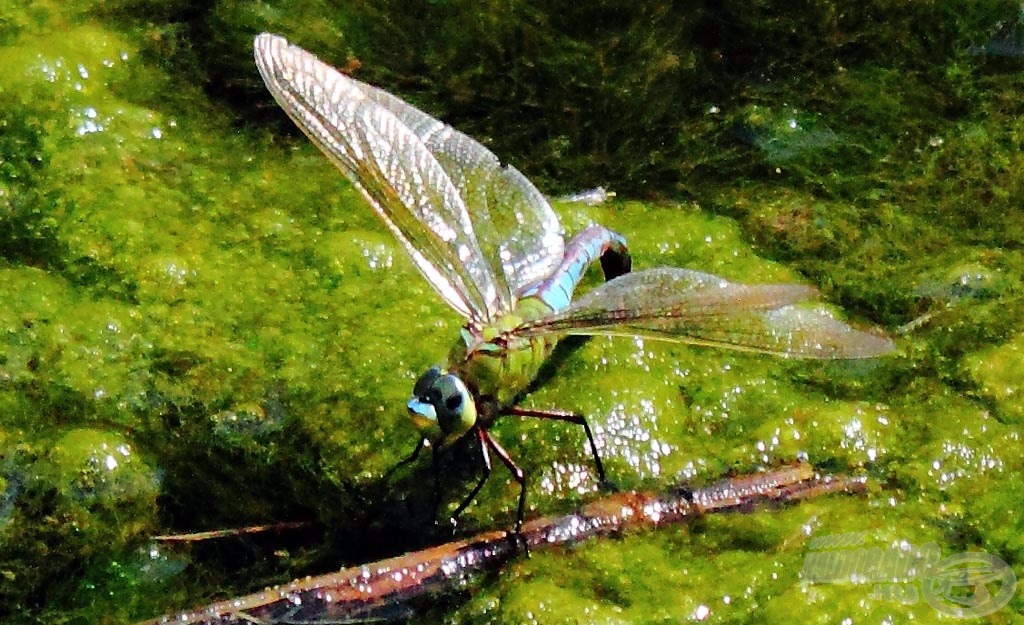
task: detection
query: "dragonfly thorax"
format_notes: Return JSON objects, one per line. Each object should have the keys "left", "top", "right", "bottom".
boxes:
{"left": 407, "top": 366, "right": 478, "bottom": 446}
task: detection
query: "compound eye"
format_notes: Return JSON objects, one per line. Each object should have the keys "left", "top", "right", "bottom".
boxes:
{"left": 407, "top": 369, "right": 477, "bottom": 444}
{"left": 432, "top": 374, "right": 477, "bottom": 439}
{"left": 412, "top": 366, "right": 442, "bottom": 398}
{"left": 445, "top": 394, "right": 462, "bottom": 412}
{"left": 424, "top": 387, "right": 443, "bottom": 405}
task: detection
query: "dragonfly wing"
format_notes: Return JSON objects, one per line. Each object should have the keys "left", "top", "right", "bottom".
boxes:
{"left": 516, "top": 267, "right": 895, "bottom": 359}
{"left": 254, "top": 33, "right": 502, "bottom": 321}
{"left": 341, "top": 74, "right": 565, "bottom": 305}
{"left": 255, "top": 33, "right": 563, "bottom": 318}
{"left": 451, "top": 151, "right": 565, "bottom": 304}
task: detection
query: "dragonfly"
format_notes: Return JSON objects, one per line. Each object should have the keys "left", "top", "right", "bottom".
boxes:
{"left": 253, "top": 33, "right": 894, "bottom": 533}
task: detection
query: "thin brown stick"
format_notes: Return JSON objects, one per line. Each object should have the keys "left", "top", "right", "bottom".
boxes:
{"left": 152, "top": 521, "right": 313, "bottom": 543}
{"left": 137, "top": 463, "right": 864, "bottom": 625}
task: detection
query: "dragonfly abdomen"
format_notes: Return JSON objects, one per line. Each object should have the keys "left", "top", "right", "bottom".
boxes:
{"left": 521, "top": 225, "right": 630, "bottom": 312}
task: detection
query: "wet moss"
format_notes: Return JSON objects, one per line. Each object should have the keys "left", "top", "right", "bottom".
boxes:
{"left": 203, "top": 0, "right": 1014, "bottom": 197}
{"left": 965, "top": 332, "right": 1024, "bottom": 424}
{"left": 0, "top": 427, "right": 158, "bottom": 618}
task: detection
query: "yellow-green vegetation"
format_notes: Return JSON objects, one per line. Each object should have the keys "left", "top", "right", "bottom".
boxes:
{"left": 1, "top": 1, "right": 1022, "bottom": 624}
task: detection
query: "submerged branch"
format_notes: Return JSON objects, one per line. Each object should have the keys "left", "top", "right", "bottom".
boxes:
{"left": 138, "top": 464, "right": 864, "bottom": 624}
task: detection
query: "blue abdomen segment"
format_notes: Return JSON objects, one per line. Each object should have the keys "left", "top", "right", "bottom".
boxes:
{"left": 521, "top": 225, "right": 631, "bottom": 312}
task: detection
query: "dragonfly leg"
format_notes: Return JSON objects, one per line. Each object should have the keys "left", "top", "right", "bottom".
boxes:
{"left": 382, "top": 437, "right": 427, "bottom": 482}
{"left": 505, "top": 406, "right": 608, "bottom": 486}
{"left": 448, "top": 427, "right": 493, "bottom": 531}
{"left": 480, "top": 429, "right": 528, "bottom": 536}
{"left": 430, "top": 442, "right": 445, "bottom": 528}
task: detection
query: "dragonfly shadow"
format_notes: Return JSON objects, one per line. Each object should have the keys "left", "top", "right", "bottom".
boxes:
{"left": 349, "top": 441, "right": 491, "bottom": 549}
{"left": 522, "top": 335, "right": 593, "bottom": 399}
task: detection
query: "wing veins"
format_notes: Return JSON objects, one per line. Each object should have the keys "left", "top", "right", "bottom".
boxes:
{"left": 255, "top": 33, "right": 505, "bottom": 322}
{"left": 515, "top": 268, "right": 893, "bottom": 359}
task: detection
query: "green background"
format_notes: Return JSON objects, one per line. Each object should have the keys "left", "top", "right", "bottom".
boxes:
{"left": 1, "top": 1, "right": 1022, "bottom": 623}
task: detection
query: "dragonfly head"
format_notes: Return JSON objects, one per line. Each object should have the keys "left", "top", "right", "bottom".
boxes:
{"left": 407, "top": 366, "right": 477, "bottom": 446}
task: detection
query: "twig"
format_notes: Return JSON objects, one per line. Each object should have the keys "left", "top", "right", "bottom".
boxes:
{"left": 152, "top": 521, "right": 313, "bottom": 543}
{"left": 137, "top": 463, "right": 864, "bottom": 624}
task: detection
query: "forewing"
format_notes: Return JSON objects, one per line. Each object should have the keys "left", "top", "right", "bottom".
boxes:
{"left": 517, "top": 267, "right": 894, "bottom": 358}
{"left": 254, "top": 33, "right": 501, "bottom": 322}
{"left": 455, "top": 153, "right": 565, "bottom": 306}
{"left": 341, "top": 76, "right": 566, "bottom": 306}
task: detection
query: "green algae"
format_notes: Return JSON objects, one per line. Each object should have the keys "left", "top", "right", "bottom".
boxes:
{"left": 0, "top": 2, "right": 1022, "bottom": 624}
{"left": 965, "top": 332, "right": 1024, "bottom": 424}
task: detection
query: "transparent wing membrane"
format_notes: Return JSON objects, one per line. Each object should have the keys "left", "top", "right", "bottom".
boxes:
{"left": 254, "top": 34, "right": 893, "bottom": 360}
{"left": 254, "top": 34, "right": 563, "bottom": 321}
{"left": 336, "top": 66, "right": 565, "bottom": 302}
{"left": 517, "top": 268, "right": 895, "bottom": 359}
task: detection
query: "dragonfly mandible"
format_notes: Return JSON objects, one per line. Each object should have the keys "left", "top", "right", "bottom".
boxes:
{"left": 253, "top": 33, "right": 894, "bottom": 533}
